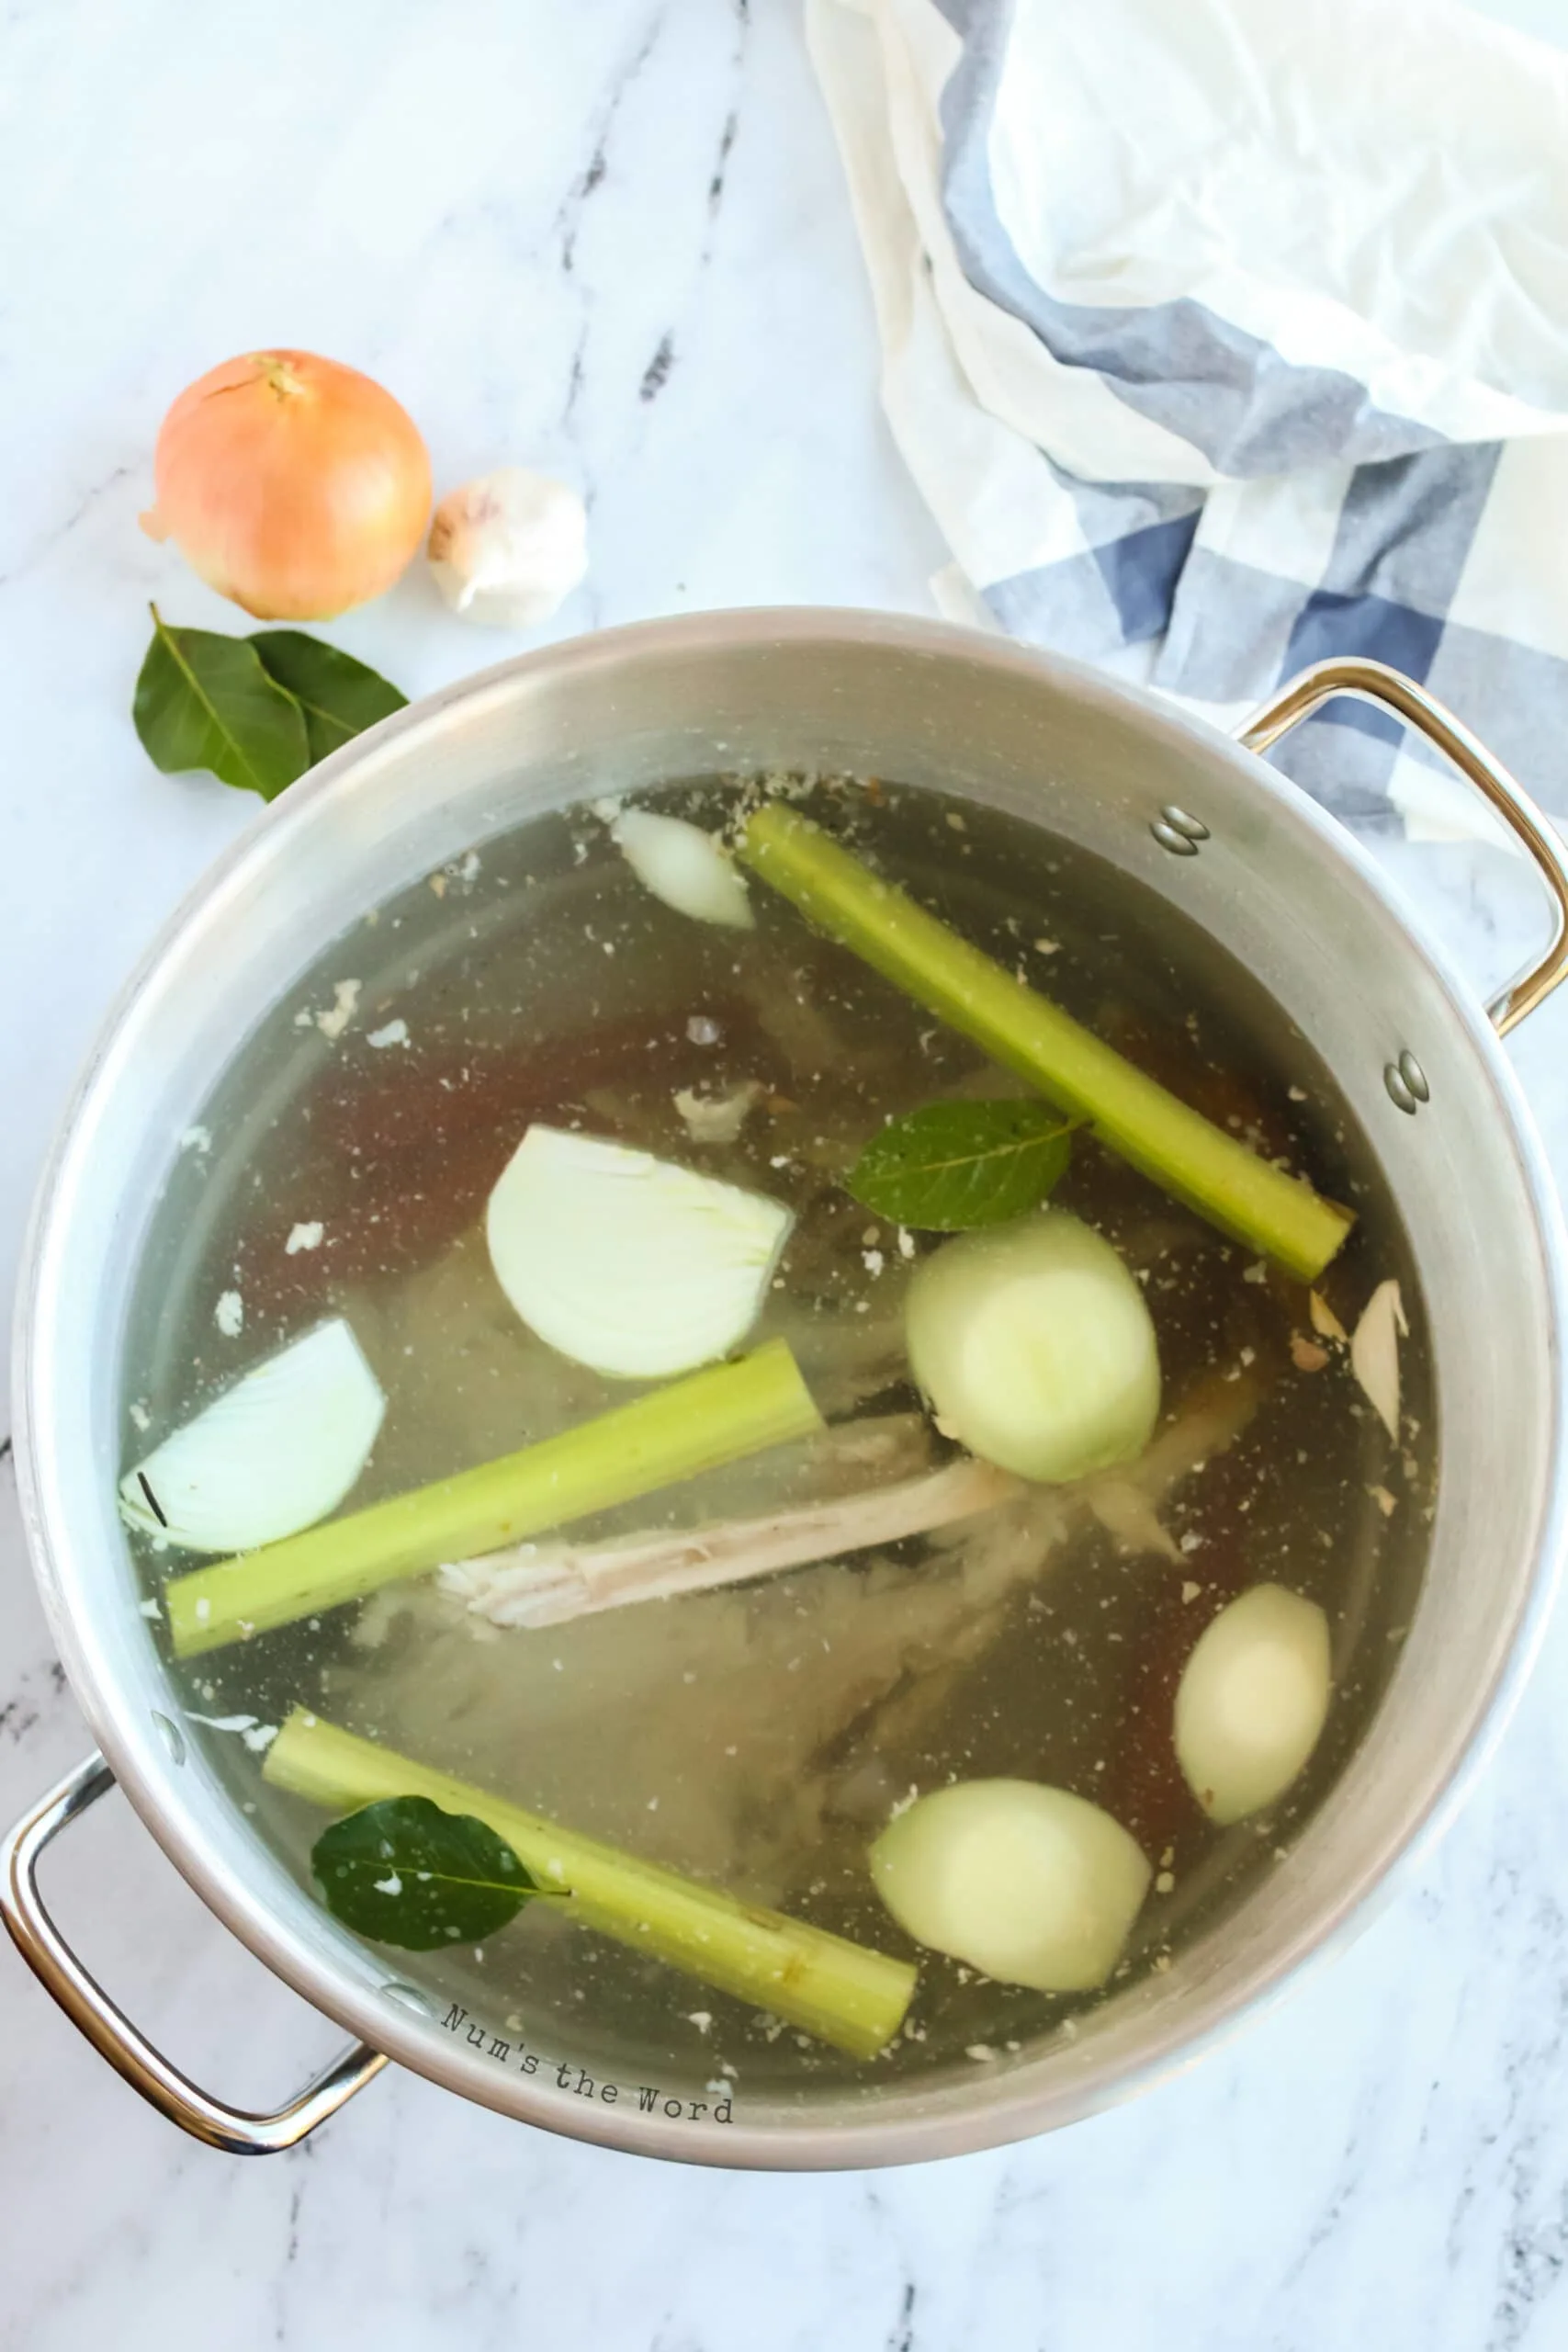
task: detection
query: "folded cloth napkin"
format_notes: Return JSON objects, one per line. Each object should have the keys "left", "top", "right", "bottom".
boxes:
{"left": 808, "top": 0, "right": 1568, "bottom": 841}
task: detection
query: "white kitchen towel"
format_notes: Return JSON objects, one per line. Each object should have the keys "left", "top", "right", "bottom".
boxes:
{"left": 807, "top": 0, "right": 1568, "bottom": 840}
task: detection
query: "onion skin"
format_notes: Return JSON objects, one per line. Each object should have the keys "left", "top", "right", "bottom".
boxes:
{"left": 141, "top": 351, "right": 432, "bottom": 619}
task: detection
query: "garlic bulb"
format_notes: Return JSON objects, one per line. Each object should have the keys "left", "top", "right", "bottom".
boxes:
{"left": 426, "top": 467, "right": 587, "bottom": 629}
{"left": 486, "top": 1125, "right": 794, "bottom": 1379}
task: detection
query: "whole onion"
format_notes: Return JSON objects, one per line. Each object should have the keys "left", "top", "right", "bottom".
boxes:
{"left": 141, "top": 350, "right": 432, "bottom": 619}
{"left": 904, "top": 1210, "right": 1161, "bottom": 1483}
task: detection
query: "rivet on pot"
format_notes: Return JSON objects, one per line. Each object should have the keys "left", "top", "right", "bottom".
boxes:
{"left": 151, "top": 1711, "right": 186, "bottom": 1767}
{"left": 1384, "top": 1052, "right": 1429, "bottom": 1114}
{"left": 1151, "top": 807, "right": 1209, "bottom": 856}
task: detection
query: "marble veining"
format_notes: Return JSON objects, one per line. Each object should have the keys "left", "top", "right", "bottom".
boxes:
{"left": 5, "top": 3, "right": 1568, "bottom": 2348}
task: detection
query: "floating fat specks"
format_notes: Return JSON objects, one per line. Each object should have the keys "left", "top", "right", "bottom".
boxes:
{"left": 672, "top": 1079, "right": 764, "bottom": 1145}
{"left": 187, "top": 1712, "right": 281, "bottom": 1753}
{"left": 119, "top": 1318, "right": 386, "bottom": 1555}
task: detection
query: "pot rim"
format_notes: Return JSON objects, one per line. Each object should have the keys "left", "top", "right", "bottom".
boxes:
{"left": 14, "top": 606, "right": 1568, "bottom": 2168}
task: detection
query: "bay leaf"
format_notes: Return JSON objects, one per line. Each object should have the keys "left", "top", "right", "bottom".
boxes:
{"left": 311, "top": 1794, "right": 554, "bottom": 1951}
{"left": 133, "top": 605, "right": 309, "bottom": 801}
{"left": 250, "top": 628, "right": 408, "bottom": 763}
{"left": 848, "top": 1099, "right": 1077, "bottom": 1230}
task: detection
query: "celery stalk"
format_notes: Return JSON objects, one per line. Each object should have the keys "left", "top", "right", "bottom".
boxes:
{"left": 265, "top": 1709, "right": 917, "bottom": 2058}
{"left": 739, "top": 806, "right": 1352, "bottom": 1280}
{"left": 166, "top": 1340, "right": 821, "bottom": 1658}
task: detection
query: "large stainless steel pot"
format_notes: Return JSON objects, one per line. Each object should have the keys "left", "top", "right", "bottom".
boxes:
{"left": 6, "top": 613, "right": 1568, "bottom": 2167}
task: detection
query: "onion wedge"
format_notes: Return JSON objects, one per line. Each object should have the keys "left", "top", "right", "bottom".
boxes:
{"left": 487, "top": 1126, "right": 793, "bottom": 1379}
{"left": 119, "top": 1319, "right": 385, "bottom": 1555}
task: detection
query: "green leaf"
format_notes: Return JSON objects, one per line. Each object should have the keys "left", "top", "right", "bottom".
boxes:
{"left": 131, "top": 609, "right": 409, "bottom": 801}
{"left": 250, "top": 629, "right": 408, "bottom": 763}
{"left": 311, "top": 1795, "right": 555, "bottom": 1951}
{"left": 132, "top": 605, "right": 310, "bottom": 801}
{"left": 848, "top": 1100, "right": 1077, "bottom": 1230}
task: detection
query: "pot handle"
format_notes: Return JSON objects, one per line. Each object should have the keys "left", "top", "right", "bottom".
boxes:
{"left": 1235, "top": 655, "right": 1568, "bottom": 1035}
{"left": 0, "top": 1750, "right": 388, "bottom": 2154}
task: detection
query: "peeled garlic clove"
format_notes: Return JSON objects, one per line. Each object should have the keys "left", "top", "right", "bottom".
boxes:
{"left": 1174, "top": 1583, "right": 1332, "bottom": 1825}
{"left": 119, "top": 1318, "right": 386, "bottom": 1555}
{"left": 611, "top": 808, "right": 754, "bottom": 930}
{"left": 486, "top": 1125, "right": 794, "bottom": 1380}
{"left": 426, "top": 467, "right": 587, "bottom": 629}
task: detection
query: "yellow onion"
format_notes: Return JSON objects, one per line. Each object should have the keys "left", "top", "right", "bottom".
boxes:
{"left": 141, "top": 350, "right": 432, "bottom": 619}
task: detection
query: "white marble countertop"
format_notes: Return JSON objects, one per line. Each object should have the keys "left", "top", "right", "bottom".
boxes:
{"left": 6, "top": 4, "right": 1568, "bottom": 2347}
